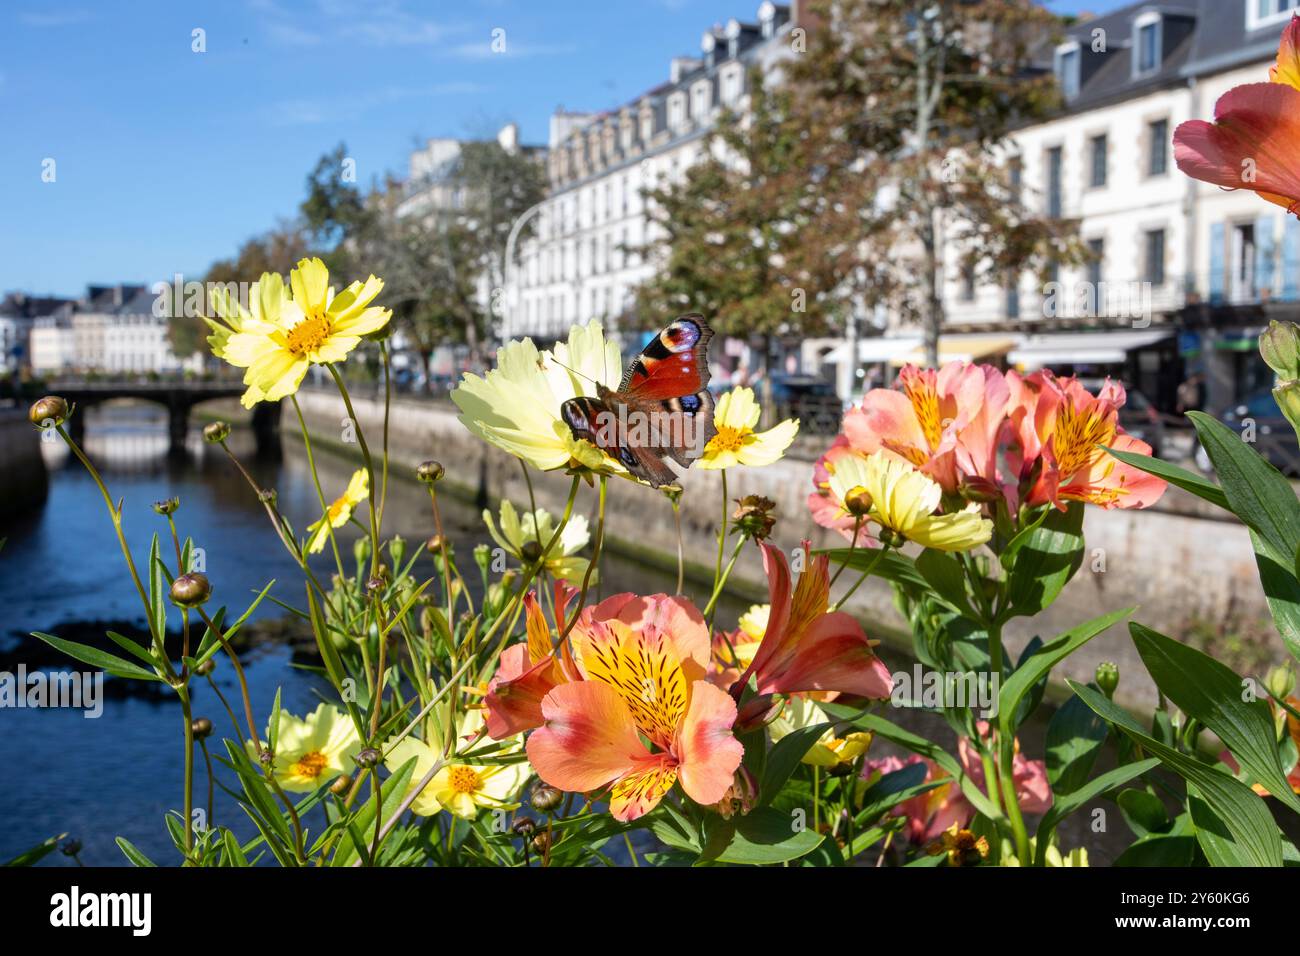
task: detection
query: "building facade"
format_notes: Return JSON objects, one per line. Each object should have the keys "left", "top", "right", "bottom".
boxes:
{"left": 27, "top": 284, "right": 190, "bottom": 375}
{"left": 502, "top": 2, "right": 798, "bottom": 354}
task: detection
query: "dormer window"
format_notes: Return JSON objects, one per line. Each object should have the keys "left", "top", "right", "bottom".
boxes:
{"left": 1054, "top": 42, "right": 1080, "bottom": 100}
{"left": 1133, "top": 12, "right": 1162, "bottom": 77}
{"left": 692, "top": 81, "right": 711, "bottom": 121}
{"left": 668, "top": 92, "right": 687, "bottom": 132}
{"left": 1249, "top": 1, "right": 1300, "bottom": 32}
{"left": 759, "top": 1, "right": 777, "bottom": 38}
{"left": 721, "top": 64, "right": 743, "bottom": 105}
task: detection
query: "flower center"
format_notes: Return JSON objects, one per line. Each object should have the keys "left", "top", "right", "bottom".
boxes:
{"left": 285, "top": 316, "right": 330, "bottom": 356}
{"left": 708, "top": 425, "right": 748, "bottom": 453}
{"left": 902, "top": 377, "right": 944, "bottom": 451}
{"left": 293, "top": 750, "right": 328, "bottom": 779}
{"left": 448, "top": 766, "right": 481, "bottom": 794}
{"left": 1053, "top": 402, "right": 1114, "bottom": 479}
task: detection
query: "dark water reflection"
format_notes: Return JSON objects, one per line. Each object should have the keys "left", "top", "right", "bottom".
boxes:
{"left": 0, "top": 404, "right": 739, "bottom": 865}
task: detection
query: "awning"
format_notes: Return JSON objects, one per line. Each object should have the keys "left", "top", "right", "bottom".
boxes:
{"left": 1007, "top": 330, "right": 1173, "bottom": 369}
{"left": 890, "top": 334, "right": 1020, "bottom": 366}
{"left": 821, "top": 336, "right": 922, "bottom": 365}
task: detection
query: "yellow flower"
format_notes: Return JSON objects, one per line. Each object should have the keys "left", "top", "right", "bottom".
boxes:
{"left": 483, "top": 500, "right": 592, "bottom": 583}
{"left": 827, "top": 451, "right": 992, "bottom": 552}
{"left": 252, "top": 703, "right": 361, "bottom": 793}
{"left": 737, "top": 604, "right": 769, "bottom": 644}
{"left": 206, "top": 274, "right": 293, "bottom": 407}
{"left": 697, "top": 387, "right": 799, "bottom": 469}
{"left": 767, "top": 695, "right": 872, "bottom": 767}
{"left": 1002, "top": 838, "right": 1089, "bottom": 867}
{"left": 214, "top": 258, "right": 390, "bottom": 408}
{"left": 384, "top": 709, "right": 528, "bottom": 820}
{"left": 926, "top": 823, "right": 989, "bottom": 866}
{"left": 305, "top": 468, "right": 368, "bottom": 554}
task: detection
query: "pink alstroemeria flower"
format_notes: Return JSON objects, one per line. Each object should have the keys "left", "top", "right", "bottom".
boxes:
{"left": 957, "top": 722, "right": 1053, "bottom": 815}
{"left": 1007, "top": 371, "right": 1166, "bottom": 511}
{"left": 1174, "top": 17, "right": 1300, "bottom": 214}
{"left": 863, "top": 754, "right": 971, "bottom": 844}
{"left": 732, "top": 541, "right": 893, "bottom": 701}
{"left": 483, "top": 584, "right": 580, "bottom": 740}
{"left": 526, "top": 593, "right": 743, "bottom": 821}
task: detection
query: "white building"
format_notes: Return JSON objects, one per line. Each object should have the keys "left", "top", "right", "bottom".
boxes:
{"left": 502, "top": 2, "right": 798, "bottom": 356}
{"left": 28, "top": 284, "right": 189, "bottom": 375}
{"left": 837, "top": 0, "right": 1295, "bottom": 411}
{"left": 0, "top": 293, "right": 75, "bottom": 373}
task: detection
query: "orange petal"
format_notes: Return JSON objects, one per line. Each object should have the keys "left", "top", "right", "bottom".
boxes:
{"left": 675, "top": 680, "right": 744, "bottom": 806}
{"left": 526, "top": 680, "right": 646, "bottom": 793}
{"left": 608, "top": 761, "right": 678, "bottom": 822}
{"left": 1272, "top": 15, "right": 1300, "bottom": 91}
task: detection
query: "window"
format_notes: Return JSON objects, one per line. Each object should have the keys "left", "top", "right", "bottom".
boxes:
{"left": 692, "top": 82, "right": 711, "bottom": 121}
{"left": 1089, "top": 134, "right": 1107, "bottom": 188}
{"left": 1046, "top": 146, "right": 1063, "bottom": 218}
{"left": 960, "top": 263, "right": 976, "bottom": 302}
{"left": 1055, "top": 44, "right": 1080, "bottom": 99}
{"left": 1144, "top": 229, "right": 1166, "bottom": 285}
{"left": 1249, "top": 1, "right": 1300, "bottom": 32}
{"left": 1136, "top": 19, "right": 1160, "bottom": 74}
{"left": 721, "top": 65, "right": 743, "bottom": 105}
{"left": 1148, "top": 119, "right": 1169, "bottom": 175}
{"left": 1232, "top": 223, "right": 1258, "bottom": 301}
{"left": 1086, "top": 237, "right": 1104, "bottom": 288}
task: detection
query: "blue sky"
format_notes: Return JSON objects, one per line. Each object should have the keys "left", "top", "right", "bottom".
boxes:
{"left": 1, "top": 0, "right": 1138, "bottom": 296}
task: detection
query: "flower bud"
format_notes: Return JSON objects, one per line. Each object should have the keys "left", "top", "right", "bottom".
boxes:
{"left": 60, "top": 837, "right": 82, "bottom": 857}
{"left": 734, "top": 693, "right": 785, "bottom": 733}
{"left": 958, "top": 475, "right": 1002, "bottom": 504}
{"left": 203, "top": 421, "right": 231, "bottom": 443}
{"left": 169, "top": 572, "right": 211, "bottom": 608}
{"left": 258, "top": 487, "right": 277, "bottom": 504}
{"left": 530, "top": 782, "right": 563, "bottom": 813}
{"left": 842, "top": 485, "right": 873, "bottom": 517}
{"left": 28, "top": 395, "right": 68, "bottom": 429}
{"left": 520, "top": 540, "right": 544, "bottom": 564}
{"left": 355, "top": 747, "right": 381, "bottom": 770}
{"left": 1273, "top": 380, "right": 1300, "bottom": 444}
{"left": 1266, "top": 664, "right": 1296, "bottom": 701}
{"left": 330, "top": 774, "right": 353, "bottom": 796}
{"left": 1260, "top": 321, "right": 1300, "bottom": 380}
{"left": 732, "top": 495, "right": 778, "bottom": 541}
{"left": 353, "top": 536, "right": 371, "bottom": 567}
{"left": 191, "top": 717, "right": 213, "bottom": 740}
{"left": 416, "top": 460, "right": 445, "bottom": 483}
{"left": 152, "top": 497, "right": 180, "bottom": 516}
{"left": 531, "top": 831, "right": 553, "bottom": 853}
{"left": 1095, "top": 661, "right": 1119, "bottom": 698}
{"left": 511, "top": 816, "right": 537, "bottom": 838}
{"left": 473, "top": 543, "right": 491, "bottom": 575}
{"left": 194, "top": 658, "right": 216, "bottom": 676}
{"left": 877, "top": 527, "right": 907, "bottom": 549}
{"left": 389, "top": 535, "right": 406, "bottom": 567}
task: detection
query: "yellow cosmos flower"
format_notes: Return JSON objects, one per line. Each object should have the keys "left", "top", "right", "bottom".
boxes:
{"left": 215, "top": 258, "right": 390, "bottom": 409}
{"left": 483, "top": 500, "right": 592, "bottom": 583}
{"left": 697, "top": 387, "right": 799, "bottom": 470}
{"left": 305, "top": 468, "right": 369, "bottom": 554}
{"left": 737, "top": 603, "right": 770, "bottom": 644}
{"left": 451, "top": 322, "right": 630, "bottom": 478}
{"left": 827, "top": 451, "right": 992, "bottom": 552}
{"left": 251, "top": 703, "right": 361, "bottom": 793}
{"left": 384, "top": 709, "right": 528, "bottom": 820}
{"left": 767, "top": 696, "right": 871, "bottom": 767}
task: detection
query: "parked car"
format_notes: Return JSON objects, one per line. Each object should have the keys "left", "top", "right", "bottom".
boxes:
{"left": 1193, "top": 388, "right": 1300, "bottom": 477}
{"left": 1077, "top": 378, "right": 1165, "bottom": 459}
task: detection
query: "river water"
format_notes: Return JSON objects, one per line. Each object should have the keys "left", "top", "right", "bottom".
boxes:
{"left": 0, "top": 403, "right": 731, "bottom": 865}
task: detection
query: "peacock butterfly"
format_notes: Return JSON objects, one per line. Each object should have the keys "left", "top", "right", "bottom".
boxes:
{"left": 559, "top": 314, "right": 716, "bottom": 488}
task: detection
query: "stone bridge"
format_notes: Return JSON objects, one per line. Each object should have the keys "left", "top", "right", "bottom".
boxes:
{"left": 48, "top": 379, "right": 281, "bottom": 455}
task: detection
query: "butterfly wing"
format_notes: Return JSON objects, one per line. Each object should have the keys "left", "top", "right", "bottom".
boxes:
{"left": 560, "top": 395, "right": 678, "bottom": 488}
{"left": 619, "top": 314, "right": 713, "bottom": 400}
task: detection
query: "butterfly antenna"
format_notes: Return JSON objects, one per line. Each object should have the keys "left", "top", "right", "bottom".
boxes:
{"left": 548, "top": 355, "right": 599, "bottom": 387}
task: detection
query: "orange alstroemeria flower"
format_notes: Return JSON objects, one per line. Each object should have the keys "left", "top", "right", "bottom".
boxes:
{"left": 1174, "top": 17, "right": 1300, "bottom": 213}
{"left": 526, "top": 592, "right": 744, "bottom": 821}
{"left": 1007, "top": 371, "right": 1166, "bottom": 511}
{"left": 483, "top": 584, "right": 581, "bottom": 740}
{"left": 732, "top": 541, "right": 894, "bottom": 701}
{"left": 810, "top": 363, "right": 1012, "bottom": 542}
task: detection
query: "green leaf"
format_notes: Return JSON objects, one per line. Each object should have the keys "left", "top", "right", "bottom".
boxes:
{"left": 997, "top": 607, "right": 1132, "bottom": 738}
{"left": 1130, "top": 621, "right": 1300, "bottom": 815}
{"left": 1114, "top": 834, "right": 1198, "bottom": 867}
{"left": 1118, "top": 788, "right": 1169, "bottom": 837}
{"left": 648, "top": 805, "right": 700, "bottom": 853}
{"left": 30, "top": 632, "right": 160, "bottom": 681}
{"left": 1045, "top": 691, "right": 1110, "bottom": 795}
{"left": 105, "top": 630, "right": 157, "bottom": 668}
{"left": 819, "top": 548, "right": 928, "bottom": 591}
{"left": 1102, "top": 444, "right": 1229, "bottom": 511}
{"left": 331, "top": 757, "right": 418, "bottom": 867}
{"left": 857, "top": 761, "right": 939, "bottom": 823}
{"left": 1003, "top": 503, "right": 1085, "bottom": 619}
{"left": 1252, "top": 529, "right": 1300, "bottom": 662}
{"left": 1070, "top": 681, "right": 1283, "bottom": 867}
{"left": 115, "top": 837, "right": 157, "bottom": 867}
{"left": 1188, "top": 410, "right": 1300, "bottom": 566}
{"left": 915, "top": 549, "right": 979, "bottom": 621}
{"left": 759, "top": 721, "right": 833, "bottom": 806}
{"left": 1035, "top": 758, "right": 1161, "bottom": 864}
{"left": 708, "top": 807, "right": 824, "bottom": 865}
{"left": 4, "top": 834, "right": 66, "bottom": 867}
{"left": 148, "top": 535, "right": 168, "bottom": 643}
{"left": 1188, "top": 788, "right": 1253, "bottom": 868}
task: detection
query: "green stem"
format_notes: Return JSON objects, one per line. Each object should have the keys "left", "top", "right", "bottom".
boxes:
{"left": 711, "top": 469, "right": 729, "bottom": 597}
{"left": 829, "top": 544, "right": 890, "bottom": 612}
{"left": 561, "top": 476, "right": 607, "bottom": 639}
{"left": 702, "top": 535, "right": 746, "bottom": 621}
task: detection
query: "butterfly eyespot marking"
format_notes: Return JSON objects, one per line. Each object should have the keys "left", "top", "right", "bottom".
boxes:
{"left": 679, "top": 394, "right": 701, "bottom": 412}
{"left": 618, "top": 447, "right": 638, "bottom": 468}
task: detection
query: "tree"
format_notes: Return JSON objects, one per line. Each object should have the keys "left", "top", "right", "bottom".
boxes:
{"left": 634, "top": 70, "right": 857, "bottom": 376}
{"left": 786, "top": 0, "right": 1088, "bottom": 366}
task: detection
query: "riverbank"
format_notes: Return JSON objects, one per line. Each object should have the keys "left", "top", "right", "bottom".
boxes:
{"left": 0, "top": 407, "right": 48, "bottom": 528}
{"left": 201, "top": 386, "right": 1276, "bottom": 713}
